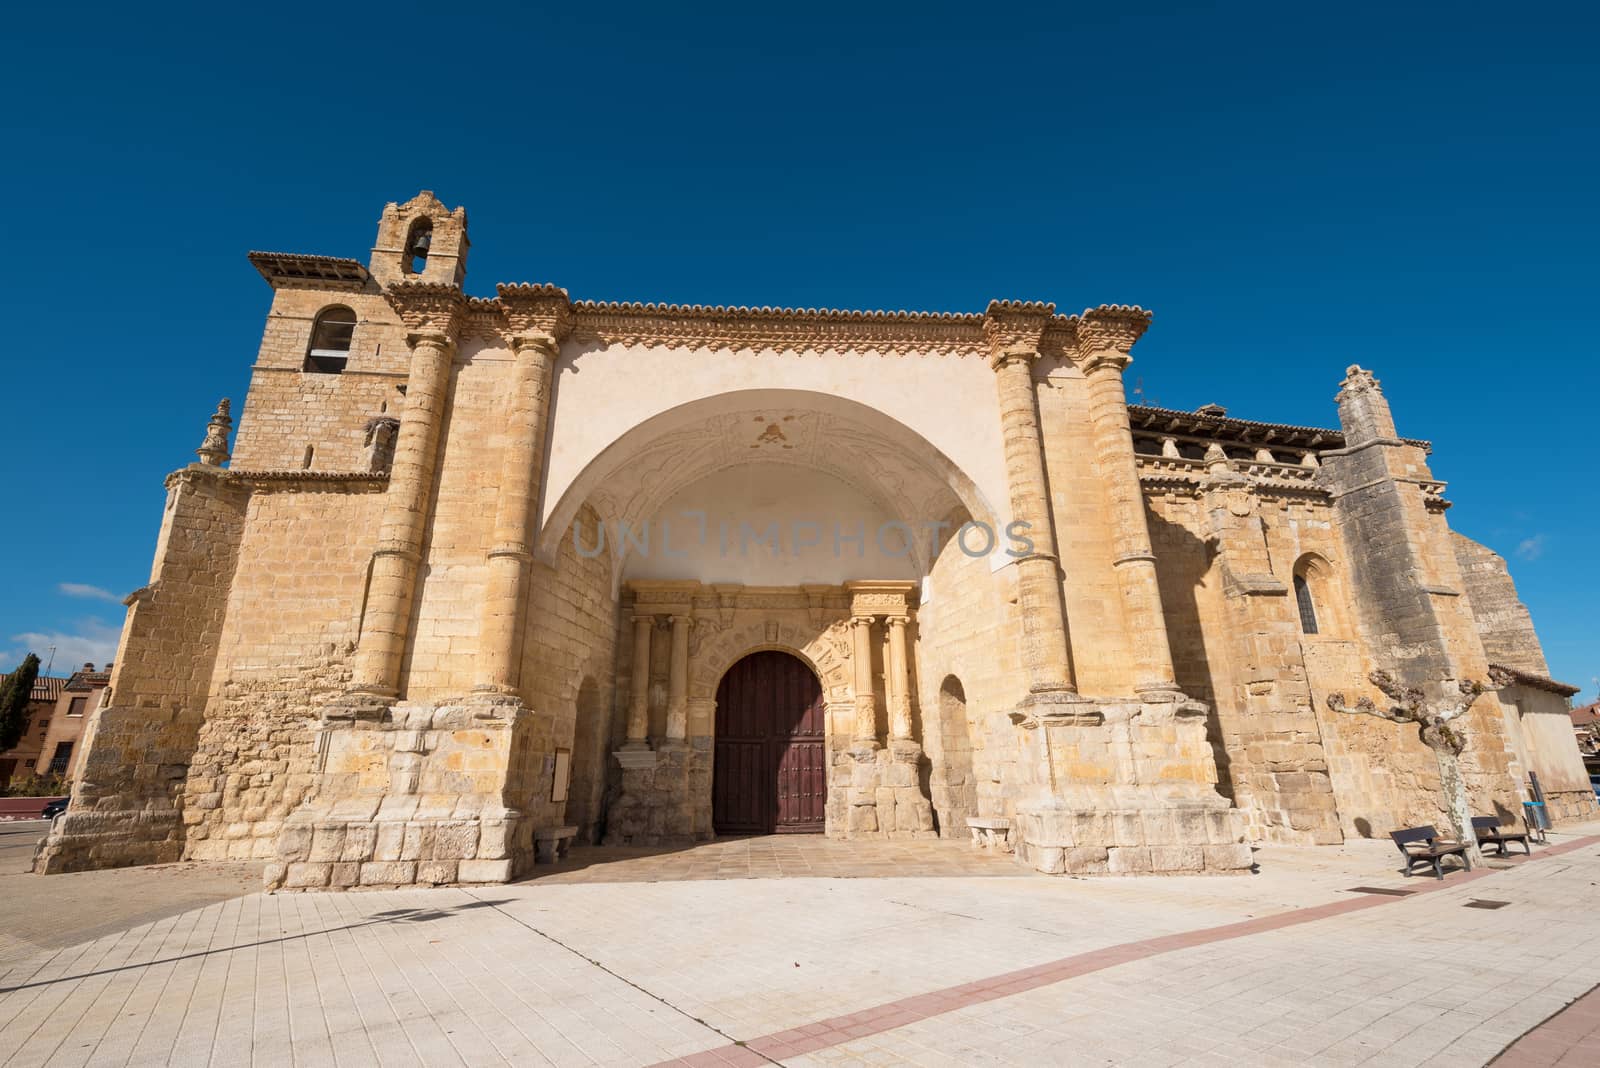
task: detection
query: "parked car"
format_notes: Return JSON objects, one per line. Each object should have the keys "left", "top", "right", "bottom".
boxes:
{"left": 1589, "top": 775, "right": 1600, "bottom": 800}
{"left": 40, "top": 797, "right": 67, "bottom": 820}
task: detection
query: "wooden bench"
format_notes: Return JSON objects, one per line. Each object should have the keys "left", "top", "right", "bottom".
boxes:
{"left": 1391, "top": 825, "right": 1471, "bottom": 880}
{"left": 533, "top": 825, "right": 577, "bottom": 864}
{"left": 1472, "top": 816, "right": 1531, "bottom": 858}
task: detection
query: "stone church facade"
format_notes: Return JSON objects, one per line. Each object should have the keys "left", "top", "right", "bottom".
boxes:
{"left": 36, "top": 192, "right": 1591, "bottom": 889}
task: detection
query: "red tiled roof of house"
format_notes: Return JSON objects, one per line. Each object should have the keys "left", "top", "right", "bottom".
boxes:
{"left": 1, "top": 672, "right": 67, "bottom": 702}
{"left": 1571, "top": 701, "right": 1600, "bottom": 728}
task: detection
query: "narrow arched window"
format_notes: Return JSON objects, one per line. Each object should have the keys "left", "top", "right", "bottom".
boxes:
{"left": 1293, "top": 573, "right": 1319, "bottom": 635}
{"left": 404, "top": 219, "right": 432, "bottom": 275}
{"left": 304, "top": 306, "right": 356, "bottom": 373}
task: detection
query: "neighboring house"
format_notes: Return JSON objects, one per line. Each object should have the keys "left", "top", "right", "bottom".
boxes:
{"left": 36, "top": 663, "right": 111, "bottom": 784}
{"left": 1488, "top": 665, "right": 1593, "bottom": 821}
{"left": 1571, "top": 700, "right": 1600, "bottom": 756}
{"left": 0, "top": 674, "right": 68, "bottom": 788}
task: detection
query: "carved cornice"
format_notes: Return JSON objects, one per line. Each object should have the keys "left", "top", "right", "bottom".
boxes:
{"left": 568, "top": 300, "right": 993, "bottom": 356}
{"left": 248, "top": 251, "right": 369, "bottom": 290}
{"left": 1076, "top": 305, "right": 1152, "bottom": 365}
{"left": 386, "top": 281, "right": 466, "bottom": 334}
{"left": 223, "top": 470, "right": 391, "bottom": 492}
{"left": 1135, "top": 455, "right": 1331, "bottom": 503}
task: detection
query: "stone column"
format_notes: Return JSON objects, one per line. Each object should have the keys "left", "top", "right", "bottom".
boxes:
{"left": 1078, "top": 306, "right": 1178, "bottom": 696}
{"left": 985, "top": 302, "right": 1076, "bottom": 698}
{"left": 851, "top": 615, "right": 879, "bottom": 745}
{"left": 885, "top": 615, "right": 914, "bottom": 741}
{"left": 624, "top": 615, "right": 654, "bottom": 749}
{"left": 349, "top": 285, "right": 462, "bottom": 699}
{"left": 474, "top": 334, "right": 559, "bottom": 696}
{"left": 665, "top": 614, "right": 690, "bottom": 744}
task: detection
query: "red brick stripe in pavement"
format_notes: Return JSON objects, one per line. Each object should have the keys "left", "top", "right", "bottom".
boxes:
{"left": 1491, "top": 980, "right": 1600, "bottom": 1066}
{"left": 655, "top": 834, "right": 1600, "bottom": 1067}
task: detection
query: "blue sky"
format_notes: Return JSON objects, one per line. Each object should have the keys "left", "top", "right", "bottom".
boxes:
{"left": 1, "top": 3, "right": 1595, "bottom": 696}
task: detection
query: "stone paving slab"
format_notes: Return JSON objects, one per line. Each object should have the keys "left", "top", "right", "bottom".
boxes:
{"left": 0, "top": 821, "right": 262, "bottom": 972}
{"left": 1, "top": 827, "right": 1598, "bottom": 1065}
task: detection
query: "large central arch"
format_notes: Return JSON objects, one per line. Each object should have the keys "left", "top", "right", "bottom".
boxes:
{"left": 536, "top": 388, "right": 1001, "bottom": 574}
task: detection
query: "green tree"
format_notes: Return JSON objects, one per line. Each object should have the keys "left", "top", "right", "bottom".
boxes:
{"left": 0, "top": 653, "right": 41, "bottom": 751}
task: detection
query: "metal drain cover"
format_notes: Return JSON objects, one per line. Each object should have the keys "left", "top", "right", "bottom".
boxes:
{"left": 1346, "top": 886, "right": 1416, "bottom": 896}
{"left": 1464, "top": 899, "right": 1511, "bottom": 909}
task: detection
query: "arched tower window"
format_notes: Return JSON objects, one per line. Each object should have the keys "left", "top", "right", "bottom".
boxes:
{"left": 305, "top": 306, "right": 356, "bottom": 374}
{"left": 1293, "top": 573, "right": 1319, "bottom": 634}
{"left": 404, "top": 219, "right": 432, "bottom": 275}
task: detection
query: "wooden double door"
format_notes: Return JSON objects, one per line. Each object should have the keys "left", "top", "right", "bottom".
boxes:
{"left": 712, "top": 650, "right": 826, "bottom": 835}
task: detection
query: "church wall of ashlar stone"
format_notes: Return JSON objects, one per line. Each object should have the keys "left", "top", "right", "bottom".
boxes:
{"left": 181, "top": 485, "right": 385, "bottom": 861}
{"left": 36, "top": 190, "right": 1592, "bottom": 888}
{"left": 915, "top": 534, "right": 1029, "bottom": 836}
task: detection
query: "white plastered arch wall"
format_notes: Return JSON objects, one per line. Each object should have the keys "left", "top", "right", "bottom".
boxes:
{"left": 537, "top": 340, "right": 1006, "bottom": 557}
{"left": 538, "top": 374, "right": 1004, "bottom": 585}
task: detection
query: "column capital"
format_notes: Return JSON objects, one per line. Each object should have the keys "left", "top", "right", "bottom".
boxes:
{"left": 1079, "top": 349, "right": 1132, "bottom": 377}
{"left": 850, "top": 614, "right": 877, "bottom": 627}
{"left": 405, "top": 328, "right": 457, "bottom": 353}
{"left": 668, "top": 613, "right": 693, "bottom": 627}
{"left": 989, "top": 346, "right": 1039, "bottom": 372}
{"left": 388, "top": 280, "right": 466, "bottom": 336}
{"left": 983, "top": 299, "right": 1055, "bottom": 368}
{"left": 1076, "top": 304, "right": 1151, "bottom": 365}
{"left": 885, "top": 614, "right": 910, "bottom": 627}
{"left": 632, "top": 612, "right": 659, "bottom": 626}
{"left": 509, "top": 333, "right": 560, "bottom": 359}
{"left": 497, "top": 282, "right": 573, "bottom": 341}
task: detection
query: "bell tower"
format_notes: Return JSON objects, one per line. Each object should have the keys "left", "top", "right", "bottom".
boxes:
{"left": 369, "top": 190, "right": 469, "bottom": 288}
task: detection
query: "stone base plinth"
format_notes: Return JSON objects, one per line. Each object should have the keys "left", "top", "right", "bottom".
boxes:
{"left": 603, "top": 743, "right": 709, "bottom": 846}
{"left": 1004, "top": 692, "right": 1253, "bottom": 876}
{"left": 264, "top": 694, "right": 548, "bottom": 891}
{"left": 827, "top": 740, "right": 936, "bottom": 839}
{"left": 1014, "top": 802, "right": 1251, "bottom": 875}
{"left": 34, "top": 807, "right": 184, "bottom": 874}
{"left": 267, "top": 807, "right": 523, "bottom": 890}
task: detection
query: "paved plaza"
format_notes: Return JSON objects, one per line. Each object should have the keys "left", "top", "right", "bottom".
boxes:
{"left": 1, "top": 825, "right": 1599, "bottom": 1066}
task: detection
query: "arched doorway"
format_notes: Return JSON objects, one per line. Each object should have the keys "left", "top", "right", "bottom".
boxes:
{"left": 713, "top": 650, "right": 825, "bottom": 835}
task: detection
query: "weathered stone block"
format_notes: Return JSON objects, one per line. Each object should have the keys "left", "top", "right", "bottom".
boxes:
{"left": 1063, "top": 846, "right": 1110, "bottom": 873}
{"left": 374, "top": 822, "right": 405, "bottom": 862}
{"left": 457, "top": 859, "right": 512, "bottom": 883}
{"left": 1147, "top": 845, "right": 1205, "bottom": 872}
{"left": 1204, "top": 843, "right": 1253, "bottom": 871}
{"left": 359, "top": 861, "right": 417, "bottom": 886}
{"left": 1029, "top": 846, "right": 1066, "bottom": 874}
{"left": 308, "top": 825, "right": 345, "bottom": 862}
{"left": 341, "top": 824, "right": 377, "bottom": 862}
{"left": 285, "top": 862, "right": 331, "bottom": 888}
{"left": 330, "top": 861, "right": 361, "bottom": 888}
{"left": 1107, "top": 846, "right": 1152, "bottom": 874}
{"left": 477, "top": 820, "right": 511, "bottom": 861}
{"left": 847, "top": 805, "right": 879, "bottom": 834}
{"left": 881, "top": 762, "right": 917, "bottom": 788}
{"left": 432, "top": 821, "right": 480, "bottom": 861}
{"left": 417, "top": 860, "right": 457, "bottom": 885}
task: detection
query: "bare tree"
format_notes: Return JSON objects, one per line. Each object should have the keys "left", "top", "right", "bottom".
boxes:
{"left": 1326, "top": 670, "right": 1501, "bottom": 865}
